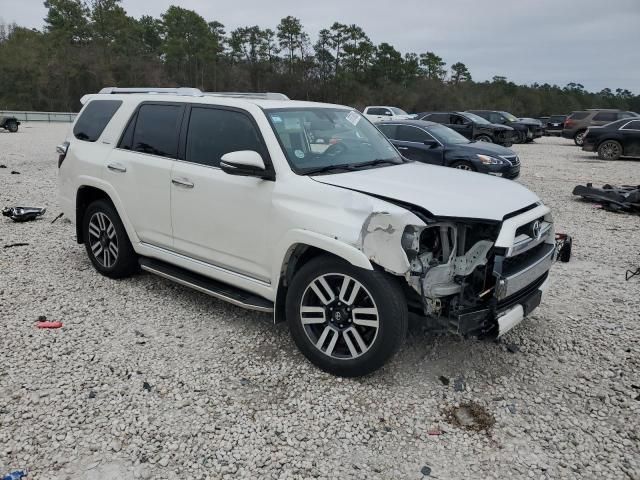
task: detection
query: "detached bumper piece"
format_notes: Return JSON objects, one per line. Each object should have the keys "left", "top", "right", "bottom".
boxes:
{"left": 573, "top": 183, "right": 640, "bottom": 214}
{"left": 2, "top": 206, "right": 47, "bottom": 222}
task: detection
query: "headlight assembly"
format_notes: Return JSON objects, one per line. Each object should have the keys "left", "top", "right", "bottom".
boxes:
{"left": 477, "top": 154, "right": 506, "bottom": 165}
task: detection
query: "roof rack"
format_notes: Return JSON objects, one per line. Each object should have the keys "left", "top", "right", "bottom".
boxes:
{"left": 204, "top": 92, "right": 290, "bottom": 100}
{"left": 98, "top": 87, "right": 204, "bottom": 97}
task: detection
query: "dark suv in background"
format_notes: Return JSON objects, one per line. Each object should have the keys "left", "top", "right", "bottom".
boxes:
{"left": 417, "top": 111, "right": 514, "bottom": 146}
{"left": 563, "top": 109, "right": 639, "bottom": 146}
{"left": 467, "top": 110, "right": 543, "bottom": 143}
{"left": 544, "top": 115, "right": 567, "bottom": 136}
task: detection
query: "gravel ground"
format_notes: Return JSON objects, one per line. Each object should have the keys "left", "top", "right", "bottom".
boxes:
{"left": 1, "top": 123, "right": 639, "bottom": 480}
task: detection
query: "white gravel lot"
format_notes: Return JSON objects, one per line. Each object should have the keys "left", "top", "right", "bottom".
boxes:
{"left": 1, "top": 123, "right": 639, "bottom": 480}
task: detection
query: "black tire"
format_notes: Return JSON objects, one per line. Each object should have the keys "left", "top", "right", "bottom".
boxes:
{"left": 514, "top": 130, "right": 526, "bottom": 144}
{"left": 574, "top": 130, "right": 586, "bottom": 146}
{"left": 7, "top": 121, "right": 18, "bottom": 133}
{"left": 476, "top": 135, "right": 493, "bottom": 143}
{"left": 597, "top": 140, "right": 622, "bottom": 161}
{"left": 286, "top": 255, "right": 408, "bottom": 377}
{"left": 82, "top": 199, "right": 137, "bottom": 278}
{"left": 451, "top": 160, "right": 476, "bottom": 172}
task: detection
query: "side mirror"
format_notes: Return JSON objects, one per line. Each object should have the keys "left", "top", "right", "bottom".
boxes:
{"left": 220, "top": 151, "right": 274, "bottom": 180}
{"left": 384, "top": 111, "right": 393, "bottom": 116}
{"left": 423, "top": 140, "right": 438, "bottom": 148}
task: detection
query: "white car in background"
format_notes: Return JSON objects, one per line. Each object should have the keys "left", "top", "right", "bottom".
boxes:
{"left": 58, "top": 87, "right": 557, "bottom": 377}
{"left": 363, "top": 106, "right": 415, "bottom": 122}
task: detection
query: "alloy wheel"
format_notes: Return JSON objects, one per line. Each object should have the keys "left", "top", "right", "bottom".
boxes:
{"left": 575, "top": 132, "right": 585, "bottom": 145}
{"left": 454, "top": 163, "right": 473, "bottom": 171}
{"left": 599, "top": 141, "right": 621, "bottom": 160}
{"left": 88, "top": 212, "right": 119, "bottom": 268}
{"left": 299, "top": 273, "right": 379, "bottom": 360}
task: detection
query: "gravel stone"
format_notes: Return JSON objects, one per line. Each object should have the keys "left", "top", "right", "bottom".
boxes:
{"left": 0, "top": 125, "right": 639, "bottom": 479}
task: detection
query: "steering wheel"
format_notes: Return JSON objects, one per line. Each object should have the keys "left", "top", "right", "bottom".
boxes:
{"left": 323, "top": 141, "right": 349, "bottom": 158}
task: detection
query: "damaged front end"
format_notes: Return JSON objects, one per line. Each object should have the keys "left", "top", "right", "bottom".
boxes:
{"left": 399, "top": 211, "right": 556, "bottom": 338}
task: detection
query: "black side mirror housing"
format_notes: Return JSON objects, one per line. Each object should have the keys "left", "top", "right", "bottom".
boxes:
{"left": 220, "top": 151, "right": 275, "bottom": 181}
{"left": 423, "top": 140, "right": 438, "bottom": 149}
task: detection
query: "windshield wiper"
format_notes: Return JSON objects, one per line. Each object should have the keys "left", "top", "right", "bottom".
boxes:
{"left": 303, "top": 159, "right": 404, "bottom": 176}
{"left": 351, "top": 159, "right": 404, "bottom": 168}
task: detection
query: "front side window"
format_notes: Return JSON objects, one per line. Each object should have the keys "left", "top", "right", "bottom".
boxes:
{"left": 425, "top": 125, "right": 470, "bottom": 144}
{"left": 74, "top": 100, "right": 122, "bottom": 142}
{"left": 463, "top": 112, "right": 491, "bottom": 125}
{"left": 489, "top": 113, "right": 503, "bottom": 124}
{"left": 501, "top": 112, "right": 519, "bottom": 122}
{"left": 425, "top": 113, "right": 450, "bottom": 124}
{"left": 266, "top": 108, "right": 402, "bottom": 174}
{"left": 377, "top": 123, "right": 398, "bottom": 139}
{"left": 130, "top": 104, "right": 182, "bottom": 158}
{"left": 397, "top": 125, "right": 430, "bottom": 143}
{"left": 186, "top": 107, "right": 264, "bottom": 167}
{"left": 389, "top": 107, "right": 408, "bottom": 116}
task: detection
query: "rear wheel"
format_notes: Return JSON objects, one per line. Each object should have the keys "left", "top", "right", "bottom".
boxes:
{"left": 597, "top": 140, "right": 622, "bottom": 160}
{"left": 574, "top": 130, "right": 586, "bottom": 146}
{"left": 82, "top": 199, "right": 137, "bottom": 278}
{"left": 286, "top": 256, "right": 408, "bottom": 377}
{"left": 476, "top": 135, "right": 492, "bottom": 143}
{"left": 7, "top": 120, "right": 18, "bottom": 133}
{"left": 451, "top": 161, "right": 476, "bottom": 172}
{"left": 514, "top": 130, "right": 526, "bottom": 144}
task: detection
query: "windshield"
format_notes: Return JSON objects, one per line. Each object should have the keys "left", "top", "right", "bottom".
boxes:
{"left": 501, "top": 111, "right": 519, "bottom": 122}
{"left": 390, "top": 107, "right": 408, "bottom": 115}
{"left": 462, "top": 112, "right": 491, "bottom": 125}
{"left": 426, "top": 124, "right": 471, "bottom": 144}
{"left": 266, "top": 108, "right": 403, "bottom": 174}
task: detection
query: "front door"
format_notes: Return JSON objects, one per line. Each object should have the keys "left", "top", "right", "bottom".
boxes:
{"left": 394, "top": 124, "right": 443, "bottom": 165}
{"left": 448, "top": 114, "right": 474, "bottom": 139}
{"left": 170, "top": 105, "right": 275, "bottom": 282}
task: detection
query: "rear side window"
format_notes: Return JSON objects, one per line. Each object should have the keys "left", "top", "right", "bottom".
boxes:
{"left": 130, "top": 104, "right": 182, "bottom": 158}
{"left": 618, "top": 112, "right": 637, "bottom": 119}
{"left": 426, "top": 113, "right": 450, "bottom": 124}
{"left": 593, "top": 112, "right": 617, "bottom": 122}
{"left": 368, "top": 108, "right": 390, "bottom": 116}
{"left": 377, "top": 123, "right": 397, "bottom": 139}
{"left": 73, "top": 100, "right": 122, "bottom": 142}
{"left": 186, "top": 107, "right": 264, "bottom": 167}
{"left": 622, "top": 120, "right": 640, "bottom": 130}
{"left": 569, "top": 111, "right": 589, "bottom": 120}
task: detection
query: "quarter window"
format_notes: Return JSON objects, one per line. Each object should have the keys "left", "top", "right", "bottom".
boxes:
{"left": 186, "top": 107, "right": 264, "bottom": 167}
{"left": 130, "top": 104, "right": 182, "bottom": 158}
{"left": 73, "top": 100, "right": 122, "bottom": 142}
{"left": 397, "top": 125, "right": 430, "bottom": 143}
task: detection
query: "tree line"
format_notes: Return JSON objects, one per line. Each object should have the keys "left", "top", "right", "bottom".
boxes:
{"left": 0, "top": 0, "right": 637, "bottom": 115}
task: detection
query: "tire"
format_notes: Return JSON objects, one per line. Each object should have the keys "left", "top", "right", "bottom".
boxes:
{"left": 82, "top": 199, "right": 138, "bottom": 278}
{"left": 476, "top": 135, "right": 493, "bottom": 143}
{"left": 285, "top": 255, "right": 408, "bottom": 377}
{"left": 451, "top": 161, "right": 476, "bottom": 171}
{"left": 597, "top": 140, "right": 622, "bottom": 160}
{"left": 7, "top": 121, "right": 18, "bottom": 133}
{"left": 514, "top": 130, "right": 526, "bottom": 144}
{"left": 574, "top": 130, "right": 586, "bottom": 146}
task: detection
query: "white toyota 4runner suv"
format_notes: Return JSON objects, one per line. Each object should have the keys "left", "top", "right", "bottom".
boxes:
{"left": 58, "top": 88, "right": 557, "bottom": 377}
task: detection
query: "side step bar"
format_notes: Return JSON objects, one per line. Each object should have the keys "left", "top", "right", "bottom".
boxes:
{"left": 139, "top": 257, "right": 274, "bottom": 313}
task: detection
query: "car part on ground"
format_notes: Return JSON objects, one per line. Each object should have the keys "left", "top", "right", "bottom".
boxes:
{"left": 466, "top": 110, "right": 543, "bottom": 144}
{"left": 2, "top": 206, "right": 47, "bottom": 222}
{"left": 416, "top": 111, "right": 515, "bottom": 146}
{"left": 581, "top": 118, "right": 640, "bottom": 160}
{"left": 572, "top": 183, "right": 640, "bottom": 213}
{"left": 376, "top": 119, "right": 521, "bottom": 179}
{"left": 0, "top": 116, "right": 20, "bottom": 132}
{"left": 563, "top": 109, "right": 639, "bottom": 146}
{"left": 626, "top": 267, "right": 639, "bottom": 281}
{"left": 554, "top": 233, "right": 572, "bottom": 263}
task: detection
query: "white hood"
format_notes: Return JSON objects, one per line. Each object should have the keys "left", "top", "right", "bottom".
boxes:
{"left": 313, "top": 162, "right": 540, "bottom": 221}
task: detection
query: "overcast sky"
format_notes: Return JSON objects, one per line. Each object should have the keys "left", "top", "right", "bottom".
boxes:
{"left": 2, "top": 0, "right": 639, "bottom": 92}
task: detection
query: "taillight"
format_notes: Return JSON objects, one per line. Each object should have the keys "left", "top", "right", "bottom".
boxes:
{"left": 564, "top": 119, "right": 574, "bottom": 128}
{"left": 56, "top": 141, "right": 69, "bottom": 168}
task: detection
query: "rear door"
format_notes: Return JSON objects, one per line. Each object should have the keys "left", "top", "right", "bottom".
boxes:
{"left": 105, "top": 102, "right": 184, "bottom": 248}
{"left": 620, "top": 120, "right": 640, "bottom": 156}
{"left": 170, "top": 105, "right": 275, "bottom": 282}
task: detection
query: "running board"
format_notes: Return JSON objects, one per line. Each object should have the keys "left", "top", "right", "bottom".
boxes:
{"left": 139, "top": 257, "right": 274, "bottom": 313}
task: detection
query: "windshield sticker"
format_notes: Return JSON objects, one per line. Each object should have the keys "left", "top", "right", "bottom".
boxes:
{"left": 284, "top": 117, "right": 302, "bottom": 130}
{"left": 294, "top": 149, "right": 305, "bottom": 159}
{"left": 270, "top": 115, "right": 283, "bottom": 123}
{"left": 346, "top": 111, "right": 361, "bottom": 126}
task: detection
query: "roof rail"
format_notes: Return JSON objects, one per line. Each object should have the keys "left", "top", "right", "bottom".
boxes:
{"left": 98, "top": 87, "right": 204, "bottom": 97}
{"left": 204, "top": 92, "right": 290, "bottom": 101}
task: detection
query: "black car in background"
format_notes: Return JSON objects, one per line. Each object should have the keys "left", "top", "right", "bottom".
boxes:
{"left": 545, "top": 115, "right": 567, "bottom": 136}
{"left": 417, "top": 111, "right": 514, "bottom": 146}
{"left": 467, "top": 110, "right": 543, "bottom": 143}
{"left": 582, "top": 118, "right": 640, "bottom": 160}
{"left": 376, "top": 119, "right": 520, "bottom": 179}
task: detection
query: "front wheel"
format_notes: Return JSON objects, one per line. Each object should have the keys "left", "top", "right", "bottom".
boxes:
{"left": 286, "top": 256, "right": 408, "bottom": 377}
{"left": 597, "top": 140, "right": 622, "bottom": 160}
{"left": 7, "top": 121, "right": 18, "bottom": 133}
{"left": 514, "top": 130, "right": 526, "bottom": 144}
{"left": 82, "top": 199, "right": 138, "bottom": 278}
{"left": 476, "top": 135, "right": 493, "bottom": 143}
{"left": 451, "top": 160, "right": 476, "bottom": 171}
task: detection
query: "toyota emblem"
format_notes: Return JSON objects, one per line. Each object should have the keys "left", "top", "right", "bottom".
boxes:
{"left": 531, "top": 220, "right": 542, "bottom": 240}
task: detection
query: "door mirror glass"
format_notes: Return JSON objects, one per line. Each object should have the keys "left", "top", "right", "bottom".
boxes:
{"left": 220, "top": 150, "right": 273, "bottom": 180}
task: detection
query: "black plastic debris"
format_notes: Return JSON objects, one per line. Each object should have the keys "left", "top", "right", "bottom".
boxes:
{"left": 2, "top": 206, "right": 46, "bottom": 222}
{"left": 420, "top": 465, "right": 432, "bottom": 476}
{"left": 51, "top": 212, "right": 64, "bottom": 224}
{"left": 438, "top": 375, "right": 450, "bottom": 386}
{"left": 0, "top": 164, "right": 6, "bottom": 168}
{"left": 626, "top": 267, "right": 640, "bottom": 281}
{"left": 10, "top": 170, "right": 20, "bottom": 174}
{"left": 453, "top": 377, "right": 466, "bottom": 392}
{"left": 555, "top": 233, "right": 572, "bottom": 263}
{"left": 3, "top": 243, "right": 29, "bottom": 249}
{"left": 142, "top": 381, "right": 152, "bottom": 392}
{"left": 506, "top": 343, "right": 520, "bottom": 354}
{"left": 573, "top": 183, "right": 640, "bottom": 213}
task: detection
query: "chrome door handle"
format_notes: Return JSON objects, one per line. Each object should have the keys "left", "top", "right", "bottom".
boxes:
{"left": 107, "top": 163, "right": 127, "bottom": 173}
{"left": 171, "top": 178, "right": 194, "bottom": 188}
{"left": 397, "top": 146, "right": 409, "bottom": 150}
